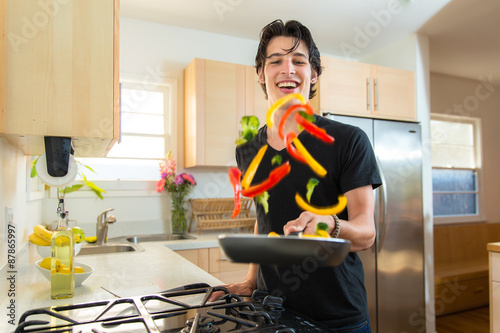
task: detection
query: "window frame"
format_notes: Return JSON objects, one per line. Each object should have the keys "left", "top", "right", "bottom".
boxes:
{"left": 431, "top": 113, "right": 484, "bottom": 225}
{"left": 52, "top": 75, "right": 178, "bottom": 199}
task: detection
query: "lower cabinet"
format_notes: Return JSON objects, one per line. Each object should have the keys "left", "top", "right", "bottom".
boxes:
{"left": 490, "top": 251, "right": 500, "bottom": 333}
{"left": 493, "top": 281, "right": 500, "bottom": 333}
{"left": 175, "top": 247, "right": 249, "bottom": 284}
{"left": 434, "top": 276, "right": 489, "bottom": 316}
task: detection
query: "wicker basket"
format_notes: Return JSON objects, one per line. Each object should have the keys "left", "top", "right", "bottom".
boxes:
{"left": 189, "top": 198, "right": 256, "bottom": 234}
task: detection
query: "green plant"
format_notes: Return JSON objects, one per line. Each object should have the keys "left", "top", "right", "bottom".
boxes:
{"left": 30, "top": 157, "right": 106, "bottom": 199}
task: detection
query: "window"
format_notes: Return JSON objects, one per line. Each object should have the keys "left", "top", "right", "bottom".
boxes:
{"left": 27, "top": 77, "right": 177, "bottom": 199}
{"left": 71, "top": 78, "right": 177, "bottom": 197}
{"left": 431, "top": 114, "right": 483, "bottom": 223}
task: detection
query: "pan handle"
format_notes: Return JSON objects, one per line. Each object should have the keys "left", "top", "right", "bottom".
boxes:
{"left": 159, "top": 283, "right": 211, "bottom": 293}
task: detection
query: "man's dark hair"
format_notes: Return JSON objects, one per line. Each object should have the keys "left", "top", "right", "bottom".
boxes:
{"left": 255, "top": 19, "right": 322, "bottom": 100}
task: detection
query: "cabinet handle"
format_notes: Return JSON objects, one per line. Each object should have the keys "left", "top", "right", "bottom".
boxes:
{"left": 374, "top": 78, "right": 379, "bottom": 111}
{"left": 219, "top": 257, "right": 229, "bottom": 262}
{"left": 366, "top": 78, "right": 371, "bottom": 110}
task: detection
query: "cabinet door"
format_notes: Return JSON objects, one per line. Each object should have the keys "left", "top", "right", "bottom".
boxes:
{"left": 371, "top": 65, "right": 415, "bottom": 120}
{"left": 184, "top": 58, "right": 245, "bottom": 167}
{"left": 185, "top": 59, "right": 267, "bottom": 168}
{"left": 318, "top": 57, "right": 416, "bottom": 121}
{"left": 209, "top": 247, "right": 249, "bottom": 284}
{"left": 205, "top": 60, "right": 244, "bottom": 166}
{"left": 435, "top": 277, "right": 489, "bottom": 315}
{"left": 175, "top": 249, "right": 209, "bottom": 272}
{"left": 1, "top": 0, "right": 119, "bottom": 157}
{"left": 493, "top": 281, "right": 500, "bottom": 333}
{"left": 319, "top": 57, "right": 372, "bottom": 117}
{"left": 245, "top": 66, "right": 269, "bottom": 126}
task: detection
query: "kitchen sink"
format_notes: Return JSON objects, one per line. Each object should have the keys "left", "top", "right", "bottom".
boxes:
{"left": 125, "top": 233, "right": 196, "bottom": 243}
{"left": 78, "top": 244, "right": 144, "bottom": 256}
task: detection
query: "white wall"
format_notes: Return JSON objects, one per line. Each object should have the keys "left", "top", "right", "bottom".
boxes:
{"left": 0, "top": 138, "right": 44, "bottom": 304}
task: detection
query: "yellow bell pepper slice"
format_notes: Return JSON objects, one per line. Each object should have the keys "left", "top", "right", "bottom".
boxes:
{"left": 291, "top": 137, "right": 327, "bottom": 177}
{"left": 295, "top": 193, "right": 347, "bottom": 216}
{"left": 316, "top": 230, "right": 331, "bottom": 238}
{"left": 241, "top": 145, "right": 268, "bottom": 190}
{"left": 266, "top": 93, "right": 307, "bottom": 128}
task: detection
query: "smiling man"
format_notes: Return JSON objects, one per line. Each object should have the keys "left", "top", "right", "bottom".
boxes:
{"left": 214, "top": 19, "right": 381, "bottom": 332}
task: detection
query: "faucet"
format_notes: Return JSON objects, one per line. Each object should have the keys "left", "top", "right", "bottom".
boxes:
{"left": 96, "top": 208, "right": 116, "bottom": 245}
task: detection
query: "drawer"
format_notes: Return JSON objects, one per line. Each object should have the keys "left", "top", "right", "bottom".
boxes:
{"left": 435, "top": 277, "right": 489, "bottom": 316}
{"left": 491, "top": 252, "right": 500, "bottom": 282}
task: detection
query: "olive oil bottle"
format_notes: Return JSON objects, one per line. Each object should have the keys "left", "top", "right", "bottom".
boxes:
{"left": 50, "top": 211, "right": 75, "bottom": 299}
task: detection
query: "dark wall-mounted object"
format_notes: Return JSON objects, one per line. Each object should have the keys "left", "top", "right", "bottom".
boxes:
{"left": 44, "top": 136, "right": 74, "bottom": 177}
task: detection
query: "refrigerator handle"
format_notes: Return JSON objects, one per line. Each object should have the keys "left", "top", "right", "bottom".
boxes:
{"left": 376, "top": 156, "right": 388, "bottom": 252}
{"left": 366, "top": 77, "right": 371, "bottom": 110}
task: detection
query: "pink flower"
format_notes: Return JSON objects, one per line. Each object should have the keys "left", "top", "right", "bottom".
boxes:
{"left": 174, "top": 175, "right": 184, "bottom": 186}
{"left": 156, "top": 178, "right": 165, "bottom": 192}
{"left": 158, "top": 151, "right": 196, "bottom": 194}
{"left": 159, "top": 152, "right": 176, "bottom": 175}
{"left": 182, "top": 173, "right": 196, "bottom": 185}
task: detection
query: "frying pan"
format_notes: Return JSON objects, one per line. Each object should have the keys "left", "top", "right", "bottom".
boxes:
{"left": 218, "top": 234, "right": 351, "bottom": 267}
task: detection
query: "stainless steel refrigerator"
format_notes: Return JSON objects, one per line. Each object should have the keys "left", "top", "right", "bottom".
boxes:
{"left": 324, "top": 114, "right": 425, "bottom": 333}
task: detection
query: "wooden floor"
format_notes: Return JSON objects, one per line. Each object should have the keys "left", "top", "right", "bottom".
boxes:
{"left": 436, "top": 306, "right": 489, "bottom": 333}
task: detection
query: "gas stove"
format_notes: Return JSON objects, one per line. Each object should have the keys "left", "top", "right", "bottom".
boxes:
{"left": 15, "top": 284, "right": 330, "bottom": 332}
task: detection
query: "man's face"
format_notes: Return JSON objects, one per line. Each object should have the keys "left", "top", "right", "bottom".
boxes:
{"left": 258, "top": 36, "right": 318, "bottom": 105}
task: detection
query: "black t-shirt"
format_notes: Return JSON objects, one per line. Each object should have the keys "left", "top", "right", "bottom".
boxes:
{"left": 235, "top": 115, "right": 382, "bottom": 328}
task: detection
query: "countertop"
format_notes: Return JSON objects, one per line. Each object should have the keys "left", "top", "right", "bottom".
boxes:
{"left": 1, "top": 232, "right": 233, "bottom": 332}
{"left": 162, "top": 231, "right": 223, "bottom": 250}
{"left": 487, "top": 242, "right": 500, "bottom": 252}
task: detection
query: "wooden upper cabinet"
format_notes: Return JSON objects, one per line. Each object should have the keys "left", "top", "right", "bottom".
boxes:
{"left": 316, "top": 57, "right": 416, "bottom": 121}
{"left": 184, "top": 58, "right": 267, "bottom": 168}
{"left": 370, "top": 64, "right": 416, "bottom": 120}
{"left": 0, "top": 0, "right": 120, "bottom": 157}
{"left": 244, "top": 66, "right": 269, "bottom": 125}
{"left": 316, "top": 57, "right": 372, "bottom": 117}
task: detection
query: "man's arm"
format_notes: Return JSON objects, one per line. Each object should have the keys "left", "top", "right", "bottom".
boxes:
{"left": 207, "top": 222, "right": 258, "bottom": 301}
{"left": 337, "top": 185, "right": 376, "bottom": 252}
{"left": 284, "top": 185, "right": 376, "bottom": 252}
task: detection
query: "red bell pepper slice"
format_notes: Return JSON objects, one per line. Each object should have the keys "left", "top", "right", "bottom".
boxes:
{"left": 228, "top": 167, "right": 242, "bottom": 218}
{"left": 285, "top": 132, "right": 307, "bottom": 164}
{"left": 294, "top": 112, "right": 335, "bottom": 143}
{"left": 241, "top": 161, "right": 291, "bottom": 198}
{"left": 278, "top": 103, "right": 315, "bottom": 140}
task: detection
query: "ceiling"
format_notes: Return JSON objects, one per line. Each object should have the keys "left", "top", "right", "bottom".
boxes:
{"left": 120, "top": 0, "right": 500, "bottom": 84}
{"left": 418, "top": 0, "right": 500, "bottom": 83}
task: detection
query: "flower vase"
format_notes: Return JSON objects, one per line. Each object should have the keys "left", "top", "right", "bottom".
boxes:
{"left": 170, "top": 192, "right": 187, "bottom": 234}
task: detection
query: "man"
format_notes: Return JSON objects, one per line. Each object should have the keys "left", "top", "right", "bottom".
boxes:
{"left": 214, "top": 19, "right": 381, "bottom": 332}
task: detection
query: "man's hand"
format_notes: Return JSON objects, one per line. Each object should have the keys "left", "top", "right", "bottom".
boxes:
{"left": 283, "top": 211, "right": 335, "bottom": 236}
{"left": 207, "top": 280, "right": 255, "bottom": 302}
{"left": 283, "top": 185, "right": 376, "bottom": 252}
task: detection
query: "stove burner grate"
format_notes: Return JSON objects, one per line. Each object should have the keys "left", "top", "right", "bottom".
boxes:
{"left": 14, "top": 284, "right": 327, "bottom": 333}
